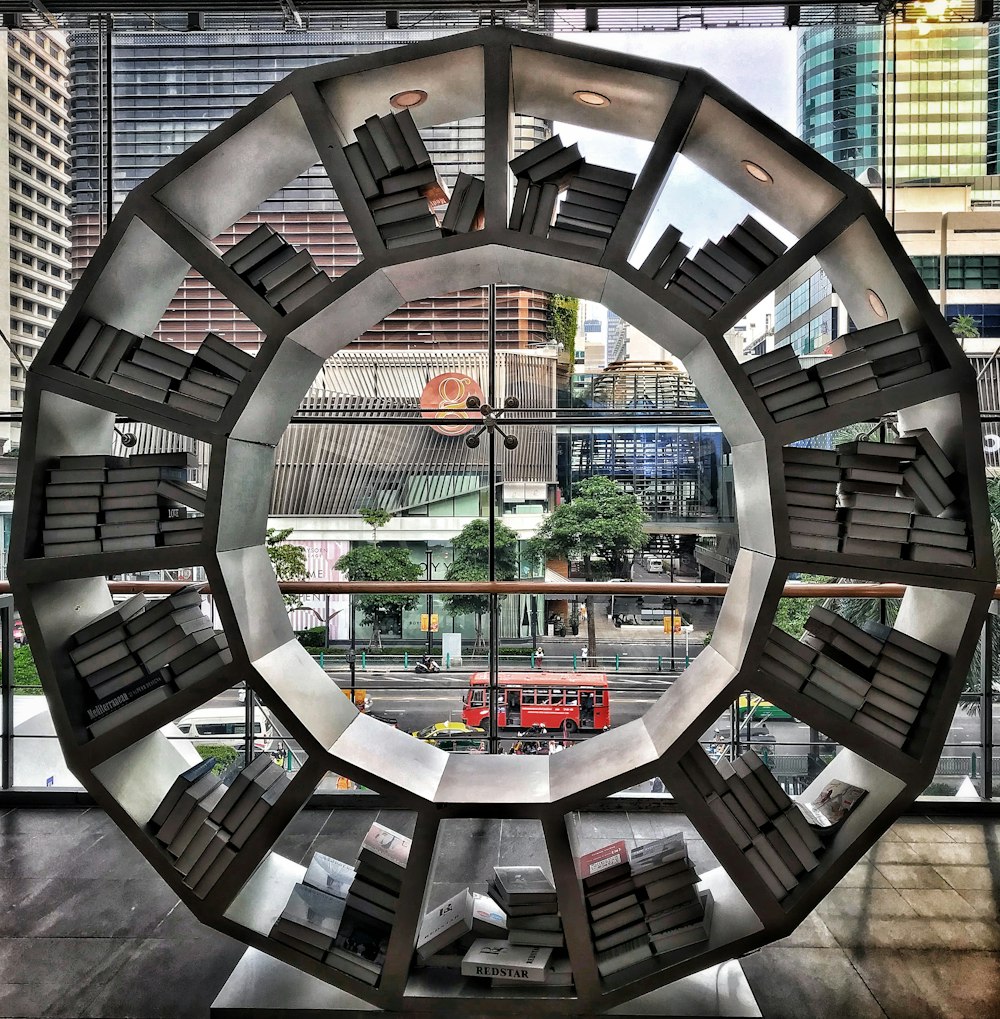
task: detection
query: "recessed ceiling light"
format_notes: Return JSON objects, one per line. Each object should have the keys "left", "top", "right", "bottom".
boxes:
{"left": 390, "top": 89, "right": 428, "bottom": 110}
{"left": 741, "top": 160, "right": 773, "bottom": 184}
{"left": 866, "top": 289, "right": 888, "bottom": 319}
{"left": 574, "top": 90, "right": 610, "bottom": 107}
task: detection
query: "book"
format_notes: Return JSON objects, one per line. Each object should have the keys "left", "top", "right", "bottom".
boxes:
{"left": 330, "top": 909, "right": 391, "bottom": 977}
{"left": 274, "top": 883, "right": 349, "bottom": 948}
{"left": 208, "top": 753, "right": 274, "bottom": 825}
{"left": 150, "top": 756, "right": 217, "bottom": 829}
{"left": 629, "top": 833, "right": 686, "bottom": 875}
{"left": 416, "top": 888, "right": 475, "bottom": 961}
{"left": 578, "top": 840, "right": 630, "bottom": 887}
{"left": 357, "top": 821, "right": 410, "bottom": 882}
{"left": 650, "top": 890, "right": 713, "bottom": 954}
{"left": 303, "top": 853, "right": 355, "bottom": 900}
{"left": 229, "top": 772, "right": 290, "bottom": 849}
{"left": 795, "top": 780, "right": 867, "bottom": 830}
{"left": 461, "top": 940, "right": 552, "bottom": 982}
{"left": 218, "top": 762, "right": 284, "bottom": 833}
{"left": 493, "top": 865, "right": 557, "bottom": 904}
{"left": 595, "top": 934, "right": 652, "bottom": 978}
{"left": 61, "top": 318, "right": 104, "bottom": 373}
{"left": 155, "top": 770, "right": 221, "bottom": 844}
{"left": 509, "top": 135, "right": 566, "bottom": 177}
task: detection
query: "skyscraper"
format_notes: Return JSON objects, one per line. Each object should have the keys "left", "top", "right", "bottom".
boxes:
{"left": 4, "top": 29, "right": 71, "bottom": 443}
{"left": 67, "top": 29, "right": 549, "bottom": 353}
{"left": 799, "top": 24, "right": 1000, "bottom": 202}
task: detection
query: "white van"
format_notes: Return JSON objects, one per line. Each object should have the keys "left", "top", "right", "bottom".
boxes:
{"left": 645, "top": 557, "right": 664, "bottom": 573}
{"left": 175, "top": 706, "right": 275, "bottom": 753}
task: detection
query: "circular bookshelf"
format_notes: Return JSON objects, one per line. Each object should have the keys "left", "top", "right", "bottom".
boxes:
{"left": 8, "top": 28, "right": 994, "bottom": 1014}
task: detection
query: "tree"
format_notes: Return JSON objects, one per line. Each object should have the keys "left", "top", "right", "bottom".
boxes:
{"left": 532, "top": 476, "right": 648, "bottom": 662}
{"left": 359, "top": 506, "right": 392, "bottom": 544}
{"left": 442, "top": 519, "right": 520, "bottom": 651}
{"left": 335, "top": 510, "right": 422, "bottom": 648}
{"left": 266, "top": 527, "right": 309, "bottom": 610}
{"left": 548, "top": 294, "right": 579, "bottom": 362}
{"left": 951, "top": 313, "right": 980, "bottom": 343}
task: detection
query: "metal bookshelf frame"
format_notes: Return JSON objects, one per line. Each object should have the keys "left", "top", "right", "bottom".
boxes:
{"left": 7, "top": 28, "right": 994, "bottom": 1013}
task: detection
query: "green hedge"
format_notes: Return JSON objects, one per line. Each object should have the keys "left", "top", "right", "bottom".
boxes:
{"left": 14, "top": 646, "right": 42, "bottom": 694}
{"left": 194, "top": 744, "right": 240, "bottom": 774}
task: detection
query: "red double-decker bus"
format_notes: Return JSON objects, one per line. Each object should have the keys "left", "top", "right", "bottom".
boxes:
{"left": 461, "top": 672, "right": 611, "bottom": 733}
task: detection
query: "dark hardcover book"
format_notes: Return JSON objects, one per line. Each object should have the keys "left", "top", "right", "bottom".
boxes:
{"left": 372, "top": 196, "right": 434, "bottom": 226}
{"left": 526, "top": 143, "right": 583, "bottom": 185}
{"left": 112, "top": 359, "right": 174, "bottom": 392}
{"left": 639, "top": 224, "right": 684, "bottom": 277}
{"left": 878, "top": 362, "right": 934, "bottom": 390}
{"left": 509, "top": 135, "right": 566, "bottom": 177}
{"left": 229, "top": 772, "right": 290, "bottom": 849}
{"left": 263, "top": 264, "right": 319, "bottom": 307}
{"left": 739, "top": 216, "right": 786, "bottom": 258}
{"left": 441, "top": 173, "right": 473, "bottom": 234}
{"left": 701, "top": 238, "right": 757, "bottom": 283}
{"left": 121, "top": 350, "right": 187, "bottom": 384}
{"left": 547, "top": 227, "right": 608, "bottom": 251}
{"left": 820, "top": 364, "right": 877, "bottom": 393}
{"left": 672, "top": 272, "right": 725, "bottom": 311}
{"left": 650, "top": 241, "right": 690, "bottom": 287}
{"left": 94, "top": 328, "right": 139, "bottom": 384}
{"left": 46, "top": 497, "right": 101, "bottom": 516}
{"left": 229, "top": 234, "right": 287, "bottom": 276}
{"left": 379, "top": 111, "right": 415, "bottom": 171}
{"left": 691, "top": 248, "right": 744, "bottom": 293}
{"left": 157, "top": 479, "right": 208, "bottom": 513}
{"left": 679, "top": 259, "right": 736, "bottom": 302}
{"left": 384, "top": 229, "right": 443, "bottom": 250}
{"left": 508, "top": 177, "right": 531, "bottom": 231}
{"left": 381, "top": 165, "right": 449, "bottom": 205}
{"left": 222, "top": 224, "right": 276, "bottom": 266}
{"left": 343, "top": 142, "right": 380, "bottom": 200}
{"left": 558, "top": 200, "right": 620, "bottom": 229}
{"left": 531, "top": 182, "right": 560, "bottom": 237}
{"left": 78, "top": 323, "right": 122, "bottom": 379}
{"left": 572, "top": 162, "right": 636, "bottom": 190}
{"left": 364, "top": 115, "right": 403, "bottom": 175}
{"left": 717, "top": 234, "right": 767, "bottom": 274}
{"left": 176, "top": 379, "right": 229, "bottom": 408}
{"left": 762, "top": 380, "right": 824, "bottom": 411}
{"left": 243, "top": 244, "right": 301, "bottom": 287}
{"left": 729, "top": 222, "right": 780, "bottom": 267}
{"left": 150, "top": 756, "right": 218, "bottom": 829}
{"left": 195, "top": 332, "right": 253, "bottom": 377}
{"left": 563, "top": 188, "right": 627, "bottom": 216}
{"left": 564, "top": 173, "right": 631, "bottom": 203}
{"left": 454, "top": 175, "right": 485, "bottom": 233}
{"left": 61, "top": 318, "right": 104, "bottom": 373}
{"left": 745, "top": 344, "right": 798, "bottom": 375}
{"left": 772, "top": 395, "right": 828, "bottom": 421}
{"left": 137, "top": 335, "right": 194, "bottom": 369}
{"left": 185, "top": 367, "right": 239, "bottom": 396}
{"left": 353, "top": 123, "right": 389, "bottom": 182}
{"left": 394, "top": 108, "right": 432, "bottom": 168}
{"left": 280, "top": 271, "right": 335, "bottom": 313}
{"left": 71, "top": 593, "right": 147, "bottom": 647}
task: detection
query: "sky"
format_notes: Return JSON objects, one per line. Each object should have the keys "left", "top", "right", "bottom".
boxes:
{"left": 554, "top": 28, "right": 799, "bottom": 265}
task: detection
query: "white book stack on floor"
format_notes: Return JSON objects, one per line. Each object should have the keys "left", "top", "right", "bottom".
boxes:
{"left": 487, "top": 864, "right": 562, "bottom": 952}
{"left": 782, "top": 446, "right": 841, "bottom": 552}
{"left": 680, "top": 747, "right": 823, "bottom": 903}
{"left": 343, "top": 109, "right": 448, "bottom": 250}
{"left": 547, "top": 161, "right": 636, "bottom": 250}
{"left": 744, "top": 345, "right": 825, "bottom": 422}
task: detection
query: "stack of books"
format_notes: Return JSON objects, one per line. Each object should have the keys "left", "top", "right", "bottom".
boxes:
{"left": 858, "top": 619, "right": 942, "bottom": 746}
{"left": 415, "top": 887, "right": 507, "bottom": 970}
{"left": 759, "top": 607, "right": 944, "bottom": 749}
{"left": 744, "top": 346, "right": 825, "bottom": 422}
{"left": 827, "top": 319, "right": 933, "bottom": 390}
{"left": 576, "top": 836, "right": 711, "bottom": 979}
{"left": 153, "top": 754, "right": 289, "bottom": 898}
{"left": 270, "top": 851, "right": 355, "bottom": 960}
{"left": 440, "top": 172, "right": 485, "bottom": 235}
{"left": 487, "top": 866, "right": 561, "bottom": 944}
{"left": 461, "top": 939, "right": 553, "bottom": 985}
{"left": 68, "top": 585, "right": 231, "bottom": 738}
{"left": 638, "top": 224, "right": 689, "bottom": 287}
{"left": 42, "top": 452, "right": 206, "bottom": 557}
{"left": 835, "top": 438, "right": 916, "bottom": 557}
{"left": 814, "top": 348, "right": 879, "bottom": 406}
{"left": 59, "top": 318, "right": 251, "bottom": 420}
{"left": 783, "top": 446, "right": 841, "bottom": 552}
{"left": 222, "top": 224, "right": 333, "bottom": 314}
{"left": 508, "top": 136, "right": 582, "bottom": 237}
{"left": 321, "top": 821, "right": 410, "bottom": 985}
{"left": 679, "top": 748, "right": 823, "bottom": 902}
{"left": 547, "top": 162, "right": 636, "bottom": 251}
{"left": 668, "top": 217, "right": 786, "bottom": 318}
{"left": 898, "top": 429, "right": 965, "bottom": 549}
{"left": 343, "top": 109, "right": 449, "bottom": 249}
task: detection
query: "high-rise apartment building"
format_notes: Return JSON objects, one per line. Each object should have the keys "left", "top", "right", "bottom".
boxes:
{"left": 799, "top": 24, "right": 1000, "bottom": 203}
{"left": 4, "top": 30, "right": 72, "bottom": 443}
{"left": 67, "top": 31, "right": 549, "bottom": 354}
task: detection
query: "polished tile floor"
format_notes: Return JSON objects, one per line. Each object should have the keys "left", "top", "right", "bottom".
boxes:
{"left": 1, "top": 807, "right": 999, "bottom": 1017}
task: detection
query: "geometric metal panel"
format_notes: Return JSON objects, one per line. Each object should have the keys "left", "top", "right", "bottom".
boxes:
{"left": 8, "top": 27, "right": 993, "bottom": 1014}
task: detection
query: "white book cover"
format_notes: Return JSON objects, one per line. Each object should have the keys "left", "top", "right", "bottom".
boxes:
{"left": 461, "top": 940, "right": 552, "bottom": 982}
{"left": 358, "top": 821, "right": 410, "bottom": 878}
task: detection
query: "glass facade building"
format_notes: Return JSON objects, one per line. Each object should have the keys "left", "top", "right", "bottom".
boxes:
{"left": 799, "top": 23, "right": 1000, "bottom": 201}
